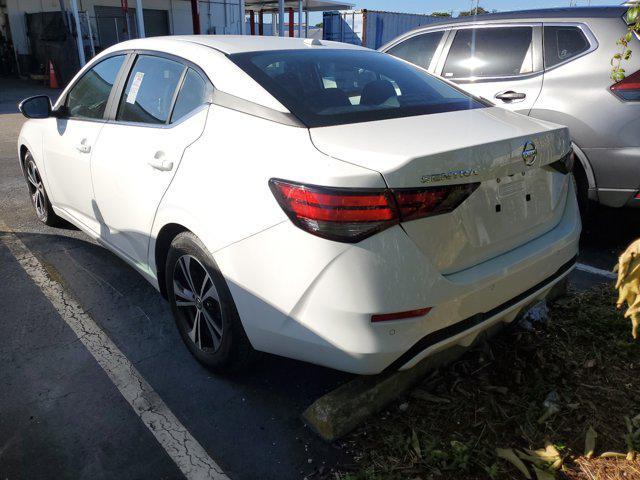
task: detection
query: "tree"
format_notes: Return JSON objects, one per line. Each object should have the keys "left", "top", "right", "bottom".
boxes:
{"left": 458, "top": 6, "right": 487, "bottom": 17}
{"left": 431, "top": 12, "right": 452, "bottom": 17}
{"left": 611, "top": 1, "right": 640, "bottom": 81}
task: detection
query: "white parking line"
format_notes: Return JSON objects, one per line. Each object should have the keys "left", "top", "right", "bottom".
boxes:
{"left": 0, "top": 222, "right": 229, "bottom": 480}
{"left": 576, "top": 262, "right": 617, "bottom": 280}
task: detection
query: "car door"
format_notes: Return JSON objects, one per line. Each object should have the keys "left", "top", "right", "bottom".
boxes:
{"left": 43, "top": 54, "right": 126, "bottom": 231}
{"left": 90, "top": 53, "right": 211, "bottom": 267}
{"left": 435, "top": 24, "right": 544, "bottom": 114}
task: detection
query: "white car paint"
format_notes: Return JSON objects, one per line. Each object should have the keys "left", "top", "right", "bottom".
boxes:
{"left": 18, "top": 36, "right": 580, "bottom": 374}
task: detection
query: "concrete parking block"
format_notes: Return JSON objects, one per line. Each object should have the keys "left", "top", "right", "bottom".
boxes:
{"left": 302, "top": 324, "right": 505, "bottom": 442}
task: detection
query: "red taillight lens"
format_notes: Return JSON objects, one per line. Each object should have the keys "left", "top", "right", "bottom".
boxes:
{"left": 611, "top": 70, "right": 640, "bottom": 101}
{"left": 270, "top": 179, "right": 479, "bottom": 243}
{"left": 269, "top": 179, "right": 398, "bottom": 243}
{"left": 394, "top": 184, "right": 480, "bottom": 222}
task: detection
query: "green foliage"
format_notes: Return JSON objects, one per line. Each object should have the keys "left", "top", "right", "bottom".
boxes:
{"left": 611, "top": 3, "right": 640, "bottom": 81}
{"left": 431, "top": 11, "right": 452, "bottom": 17}
{"left": 459, "top": 6, "right": 488, "bottom": 17}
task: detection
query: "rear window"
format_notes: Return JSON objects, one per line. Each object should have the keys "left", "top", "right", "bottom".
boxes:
{"left": 229, "top": 49, "right": 485, "bottom": 128}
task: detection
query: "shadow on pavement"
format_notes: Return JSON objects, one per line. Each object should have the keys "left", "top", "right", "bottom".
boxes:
{"left": 580, "top": 203, "right": 640, "bottom": 270}
{"left": 4, "top": 228, "right": 353, "bottom": 479}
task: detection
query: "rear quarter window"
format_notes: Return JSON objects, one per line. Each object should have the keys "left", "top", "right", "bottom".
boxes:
{"left": 543, "top": 26, "right": 591, "bottom": 68}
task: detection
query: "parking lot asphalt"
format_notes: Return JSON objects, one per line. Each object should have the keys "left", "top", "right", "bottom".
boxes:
{"left": 0, "top": 79, "right": 636, "bottom": 480}
{"left": 0, "top": 84, "right": 351, "bottom": 479}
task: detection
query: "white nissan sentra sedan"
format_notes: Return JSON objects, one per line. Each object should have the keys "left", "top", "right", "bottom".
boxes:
{"left": 17, "top": 36, "right": 580, "bottom": 375}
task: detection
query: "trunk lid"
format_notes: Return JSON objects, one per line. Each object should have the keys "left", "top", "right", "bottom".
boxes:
{"left": 309, "top": 107, "right": 572, "bottom": 273}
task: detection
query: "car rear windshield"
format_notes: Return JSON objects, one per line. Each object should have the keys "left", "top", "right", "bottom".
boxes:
{"left": 229, "top": 49, "right": 486, "bottom": 127}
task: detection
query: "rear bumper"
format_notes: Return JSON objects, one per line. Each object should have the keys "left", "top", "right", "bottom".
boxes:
{"left": 391, "top": 256, "right": 575, "bottom": 371}
{"left": 214, "top": 180, "right": 581, "bottom": 375}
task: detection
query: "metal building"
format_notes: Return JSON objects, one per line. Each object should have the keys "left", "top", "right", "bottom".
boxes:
{"left": 0, "top": 0, "right": 351, "bottom": 84}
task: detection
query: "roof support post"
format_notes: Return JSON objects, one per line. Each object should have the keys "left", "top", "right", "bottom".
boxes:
{"left": 249, "top": 10, "right": 255, "bottom": 35}
{"left": 239, "top": 0, "right": 246, "bottom": 34}
{"left": 190, "top": 0, "right": 200, "bottom": 34}
{"left": 135, "top": 0, "right": 145, "bottom": 38}
{"left": 278, "top": 0, "right": 284, "bottom": 36}
{"left": 288, "top": 7, "right": 294, "bottom": 37}
{"left": 258, "top": 10, "right": 264, "bottom": 35}
{"left": 69, "top": 0, "right": 86, "bottom": 67}
{"left": 297, "top": 0, "right": 302, "bottom": 38}
{"left": 305, "top": 10, "right": 309, "bottom": 38}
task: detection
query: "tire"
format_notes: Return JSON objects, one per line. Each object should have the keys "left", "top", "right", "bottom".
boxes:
{"left": 23, "top": 150, "right": 60, "bottom": 227}
{"left": 165, "top": 232, "right": 257, "bottom": 373}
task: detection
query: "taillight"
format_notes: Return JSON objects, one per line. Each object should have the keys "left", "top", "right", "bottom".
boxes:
{"left": 611, "top": 70, "right": 640, "bottom": 101}
{"left": 269, "top": 178, "right": 479, "bottom": 243}
{"left": 394, "top": 184, "right": 480, "bottom": 221}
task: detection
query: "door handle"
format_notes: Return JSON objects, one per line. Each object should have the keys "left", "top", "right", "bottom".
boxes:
{"left": 494, "top": 90, "right": 527, "bottom": 102}
{"left": 76, "top": 138, "right": 91, "bottom": 154}
{"left": 148, "top": 151, "right": 174, "bottom": 172}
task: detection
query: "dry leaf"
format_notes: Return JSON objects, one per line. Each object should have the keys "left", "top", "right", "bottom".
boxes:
{"left": 496, "top": 448, "right": 531, "bottom": 479}
{"left": 411, "top": 429, "right": 422, "bottom": 460}
{"left": 585, "top": 426, "right": 597, "bottom": 459}
{"left": 533, "top": 466, "right": 555, "bottom": 480}
{"left": 600, "top": 451, "right": 627, "bottom": 458}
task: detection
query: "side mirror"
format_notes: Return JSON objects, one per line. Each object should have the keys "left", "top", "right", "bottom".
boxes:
{"left": 18, "top": 95, "right": 52, "bottom": 119}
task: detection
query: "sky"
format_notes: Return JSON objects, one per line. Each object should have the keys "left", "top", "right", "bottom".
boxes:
{"left": 342, "top": 0, "right": 623, "bottom": 15}
{"left": 307, "top": 0, "right": 624, "bottom": 22}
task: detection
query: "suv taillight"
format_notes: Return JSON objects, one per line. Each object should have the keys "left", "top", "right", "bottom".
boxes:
{"left": 611, "top": 70, "right": 640, "bottom": 101}
{"left": 269, "top": 179, "right": 479, "bottom": 243}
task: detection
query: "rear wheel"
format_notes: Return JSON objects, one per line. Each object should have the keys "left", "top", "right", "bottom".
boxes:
{"left": 166, "top": 232, "right": 257, "bottom": 373}
{"left": 23, "top": 151, "right": 60, "bottom": 226}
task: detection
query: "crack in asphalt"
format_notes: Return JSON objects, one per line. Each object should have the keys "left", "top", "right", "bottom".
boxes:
{"left": 0, "top": 222, "right": 229, "bottom": 480}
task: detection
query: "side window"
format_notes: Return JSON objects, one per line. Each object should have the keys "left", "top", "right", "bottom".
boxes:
{"left": 170, "top": 69, "right": 212, "bottom": 123}
{"left": 66, "top": 55, "right": 125, "bottom": 120}
{"left": 117, "top": 55, "right": 185, "bottom": 125}
{"left": 386, "top": 31, "right": 445, "bottom": 69}
{"left": 442, "top": 27, "right": 535, "bottom": 79}
{"left": 544, "top": 26, "right": 590, "bottom": 68}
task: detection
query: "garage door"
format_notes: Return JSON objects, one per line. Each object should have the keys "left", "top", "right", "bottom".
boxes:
{"left": 95, "top": 6, "right": 169, "bottom": 49}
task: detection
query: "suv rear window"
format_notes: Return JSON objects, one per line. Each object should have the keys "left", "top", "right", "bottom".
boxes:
{"left": 544, "top": 26, "right": 590, "bottom": 68}
{"left": 229, "top": 49, "right": 485, "bottom": 128}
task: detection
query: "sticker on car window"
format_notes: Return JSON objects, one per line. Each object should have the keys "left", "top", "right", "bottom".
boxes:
{"left": 126, "top": 72, "right": 145, "bottom": 104}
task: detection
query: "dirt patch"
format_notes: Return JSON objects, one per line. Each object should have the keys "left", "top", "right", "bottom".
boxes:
{"left": 334, "top": 285, "right": 640, "bottom": 479}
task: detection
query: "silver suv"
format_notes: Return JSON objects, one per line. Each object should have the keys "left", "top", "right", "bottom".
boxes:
{"left": 381, "top": 7, "right": 640, "bottom": 211}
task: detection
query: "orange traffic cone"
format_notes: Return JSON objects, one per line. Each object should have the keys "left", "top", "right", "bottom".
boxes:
{"left": 48, "top": 60, "right": 59, "bottom": 89}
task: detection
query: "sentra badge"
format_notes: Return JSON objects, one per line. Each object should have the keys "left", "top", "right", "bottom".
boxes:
{"left": 421, "top": 169, "right": 479, "bottom": 184}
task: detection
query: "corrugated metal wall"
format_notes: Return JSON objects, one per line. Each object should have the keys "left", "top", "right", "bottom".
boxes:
{"left": 323, "top": 10, "right": 442, "bottom": 49}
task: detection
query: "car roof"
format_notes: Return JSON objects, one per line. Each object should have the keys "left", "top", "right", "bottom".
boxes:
{"left": 409, "top": 5, "right": 627, "bottom": 28}
{"left": 119, "top": 35, "right": 367, "bottom": 55}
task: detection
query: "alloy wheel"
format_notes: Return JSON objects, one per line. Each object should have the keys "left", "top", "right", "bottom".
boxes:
{"left": 26, "top": 159, "right": 46, "bottom": 219}
{"left": 172, "top": 254, "right": 224, "bottom": 353}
